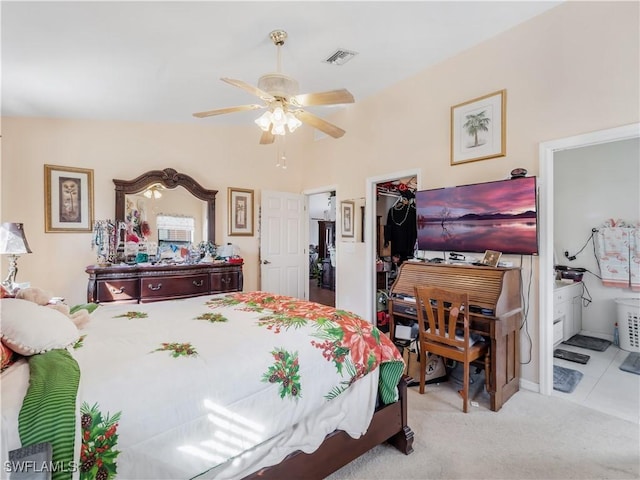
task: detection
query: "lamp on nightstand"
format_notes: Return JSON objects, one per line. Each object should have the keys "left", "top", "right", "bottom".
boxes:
{"left": 0, "top": 222, "right": 32, "bottom": 294}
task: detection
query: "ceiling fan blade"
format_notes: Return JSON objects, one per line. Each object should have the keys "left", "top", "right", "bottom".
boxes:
{"left": 259, "top": 129, "right": 275, "bottom": 145}
{"left": 221, "top": 78, "right": 275, "bottom": 102}
{"left": 290, "top": 89, "right": 354, "bottom": 107}
{"left": 293, "top": 110, "right": 346, "bottom": 139}
{"left": 193, "top": 104, "right": 264, "bottom": 118}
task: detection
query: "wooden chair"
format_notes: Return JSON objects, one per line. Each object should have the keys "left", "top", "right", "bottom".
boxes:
{"left": 414, "top": 285, "right": 489, "bottom": 413}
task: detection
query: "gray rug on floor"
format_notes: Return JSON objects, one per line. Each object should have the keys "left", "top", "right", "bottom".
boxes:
{"left": 554, "top": 348, "right": 590, "bottom": 364}
{"left": 562, "top": 334, "right": 611, "bottom": 352}
{"left": 553, "top": 365, "right": 583, "bottom": 393}
{"left": 619, "top": 352, "right": 640, "bottom": 375}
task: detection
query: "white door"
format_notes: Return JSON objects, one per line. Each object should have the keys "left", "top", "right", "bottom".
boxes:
{"left": 260, "top": 190, "right": 306, "bottom": 298}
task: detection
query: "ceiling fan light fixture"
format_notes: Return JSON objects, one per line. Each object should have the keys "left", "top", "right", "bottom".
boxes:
{"left": 286, "top": 112, "right": 302, "bottom": 132}
{"left": 143, "top": 186, "right": 163, "bottom": 199}
{"left": 255, "top": 111, "right": 272, "bottom": 131}
{"left": 255, "top": 105, "right": 302, "bottom": 136}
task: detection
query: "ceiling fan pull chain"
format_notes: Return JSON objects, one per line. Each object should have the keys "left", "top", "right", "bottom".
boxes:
{"left": 277, "top": 43, "right": 282, "bottom": 73}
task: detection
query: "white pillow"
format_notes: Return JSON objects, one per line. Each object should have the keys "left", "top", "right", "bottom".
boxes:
{"left": 0, "top": 298, "right": 79, "bottom": 356}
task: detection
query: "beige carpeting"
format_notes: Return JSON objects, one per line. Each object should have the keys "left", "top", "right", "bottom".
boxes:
{"left": 327, "top": 375, "right": 640, "bottom": 480}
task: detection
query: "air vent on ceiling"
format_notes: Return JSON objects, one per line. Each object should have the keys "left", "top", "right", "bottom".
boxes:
{"left": 323, "top": 49, "right": 358, "bottom": 66}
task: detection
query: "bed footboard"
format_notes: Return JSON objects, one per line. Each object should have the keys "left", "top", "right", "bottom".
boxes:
{"left": 244, "top": 375, "right": 414, "bottom": 479}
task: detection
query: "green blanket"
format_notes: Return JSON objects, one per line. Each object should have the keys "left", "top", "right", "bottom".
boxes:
{"left": 19, "top": 349, "right": 80, "bottom": 480}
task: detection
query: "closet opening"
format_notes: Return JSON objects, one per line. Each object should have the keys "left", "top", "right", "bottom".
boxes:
{"left": 372, "top": 175, "right": 418, "bottom": 332}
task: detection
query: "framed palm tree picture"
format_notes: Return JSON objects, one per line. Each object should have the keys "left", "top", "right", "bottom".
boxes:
{"left": 450, "top": 89, "right": 506, "bottom": 165}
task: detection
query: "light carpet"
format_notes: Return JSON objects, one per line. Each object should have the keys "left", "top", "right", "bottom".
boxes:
{"left": 327, "top": 379, "right": 640, "bottom": 480}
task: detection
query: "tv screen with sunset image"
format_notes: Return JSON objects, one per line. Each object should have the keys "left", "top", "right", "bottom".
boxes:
{"left": 416, "top": 176, "right": 538, "bottom": 255}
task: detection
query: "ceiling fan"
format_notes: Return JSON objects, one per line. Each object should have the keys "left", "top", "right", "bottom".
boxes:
{"left": 193, "top": 30, "right": 355, "bottom": 144}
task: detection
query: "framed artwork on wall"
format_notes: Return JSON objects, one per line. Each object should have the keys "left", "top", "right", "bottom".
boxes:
{"left": 228, "top": 187, "right": 254, "bottom": 236}
{"left": 44, "top": 164, "right": 94, "bottom": 233}
{"left": 451, "top": 89, "right": 506, "bottom": 165}
{"left": 341, "top": 200, "right": 355, "bottom": 238}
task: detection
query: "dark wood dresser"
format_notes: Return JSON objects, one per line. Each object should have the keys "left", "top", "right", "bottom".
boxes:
{"left": 86, "top": 263, "right": 243, "bottom": 304}
{"left": 388, "top": 261, "right": 522, "bottom": 411}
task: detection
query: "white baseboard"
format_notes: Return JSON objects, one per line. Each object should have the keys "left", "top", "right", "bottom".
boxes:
{"left": 520, "top": 378, "right": 540, "bottom": 393}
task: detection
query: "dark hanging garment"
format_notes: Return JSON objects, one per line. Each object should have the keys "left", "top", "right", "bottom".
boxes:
{"left": 384, "top": 198, "right": 417, "bottom": 262}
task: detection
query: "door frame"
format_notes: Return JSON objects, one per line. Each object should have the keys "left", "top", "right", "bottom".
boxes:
{"left": 538, "top": 122, "right": 640, "bottom": 395}
{"left": 303, "top": 185, "right": 338, "bottom": 301}
{"left": 365, "top": 169, "right": 421, "bottom": 324}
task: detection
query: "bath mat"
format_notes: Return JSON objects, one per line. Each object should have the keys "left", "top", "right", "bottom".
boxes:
{"left": 562, "top": 334, "right": 611, "bottom": 352}
{"left": 619, "top": 352, "right": 640, "bottom": 375}
{"left": 554, "top": 348, "right": 590, "bottom": 364}
{"left": 553, "top": 365, "right": 583, "bottom": 393}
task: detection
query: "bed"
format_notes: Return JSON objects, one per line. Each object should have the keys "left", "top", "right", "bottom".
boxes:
{"left": 1, "top": 291, "right": 413, "bottom": 479}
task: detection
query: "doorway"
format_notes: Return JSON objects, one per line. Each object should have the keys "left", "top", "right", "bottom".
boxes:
{"left": 538, "top": 123, "right": 640, "bottom": 397}
{"left": 365, "top": 169, "right": 421, "bottom": 325}
{"left": 307, "top": 189, "right": 337, "bottom": 307}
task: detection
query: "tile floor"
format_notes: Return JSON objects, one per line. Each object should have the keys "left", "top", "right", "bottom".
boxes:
{"left": 553, "top": 341, "right": 640, "bottom": 424}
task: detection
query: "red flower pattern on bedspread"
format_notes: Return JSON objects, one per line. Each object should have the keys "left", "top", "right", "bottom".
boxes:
{"left": 208, "top": 292, "right": 403, "bottom": 398}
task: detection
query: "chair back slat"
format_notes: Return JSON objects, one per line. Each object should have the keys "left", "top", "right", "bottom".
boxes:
{"left": 415, "top": 285, "right": 470, "bottom": 349}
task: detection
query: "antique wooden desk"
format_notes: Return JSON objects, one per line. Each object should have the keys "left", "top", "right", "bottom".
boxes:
{"left": 388, "top": 261, "right": 522, "bottom": 411}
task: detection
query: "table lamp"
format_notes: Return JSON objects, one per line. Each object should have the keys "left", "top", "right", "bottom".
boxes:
{"left": 0, "top": 222, "right": 32, "bottom": 294}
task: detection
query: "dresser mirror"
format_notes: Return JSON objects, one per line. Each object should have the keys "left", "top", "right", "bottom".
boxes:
{"left": 114, "top": 168, "right": 217, "bottom": 245}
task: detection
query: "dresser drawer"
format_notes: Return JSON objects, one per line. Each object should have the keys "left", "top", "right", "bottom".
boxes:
{"left": 140, "top": 274, "right": 209, "bottom": 299}
{"left": 210, "top": 271, "right": 241, "bottom": 293}
{"left": 96, "top": 279, "right": 139, "bottom": 303}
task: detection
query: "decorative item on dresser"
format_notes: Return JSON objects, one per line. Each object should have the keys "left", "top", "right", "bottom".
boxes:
{"left": 86, "top": 262, "right": 243, "bottom": 303}
{"left": 388, "top": 261, "right": 522, "bottom": 411}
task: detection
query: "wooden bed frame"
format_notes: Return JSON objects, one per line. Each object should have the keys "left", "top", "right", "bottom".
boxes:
{"left": 243, "top": 375, "right": 414, "bottom": 479}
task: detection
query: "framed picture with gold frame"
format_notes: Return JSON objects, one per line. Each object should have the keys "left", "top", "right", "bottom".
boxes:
{"left": 481, "top": 250, "right": 502, "bottom": 267}
{"left": 44, "top": 164, "right": 94, "bottom": 233}
{"left": 228, "top": 187, "right": 254, "bottom": 236}
{"left": 451, "top": 89, "right": 506, "bottom": 165}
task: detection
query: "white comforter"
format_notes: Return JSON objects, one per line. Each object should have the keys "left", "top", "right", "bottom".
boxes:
{"left": 1, "top": 292, "right": 403, "bottom": 479}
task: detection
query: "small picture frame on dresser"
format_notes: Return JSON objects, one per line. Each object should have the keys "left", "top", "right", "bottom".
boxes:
{"left": 481, "top": 250, "right": 502, "bottom": 267}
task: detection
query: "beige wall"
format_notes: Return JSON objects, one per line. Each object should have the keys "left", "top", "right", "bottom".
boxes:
{"left": 1, "top": 119, "right": 307, "bottom": 304}
{"left": 1, "top": 2, "right": 638, "bottom": 385}
{"left": 291, "top": 1, "right": 639, "bottom": 384}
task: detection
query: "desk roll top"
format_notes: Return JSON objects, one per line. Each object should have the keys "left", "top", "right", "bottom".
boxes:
{"left": 388, "top": 261, "right": 522, "bottom": 411}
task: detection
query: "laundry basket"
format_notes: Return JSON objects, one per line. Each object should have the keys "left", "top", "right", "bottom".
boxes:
{"left": 615, "top": 298, "right": 640, "bottom": 352}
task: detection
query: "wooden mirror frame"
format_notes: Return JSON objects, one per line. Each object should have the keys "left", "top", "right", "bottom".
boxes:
{"left": 114, "top": 168, "right": 218, "bottom": 242}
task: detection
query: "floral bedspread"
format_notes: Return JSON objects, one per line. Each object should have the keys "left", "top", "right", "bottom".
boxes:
{"left": 2, "top": 292, "right": 403, "bottom": 480}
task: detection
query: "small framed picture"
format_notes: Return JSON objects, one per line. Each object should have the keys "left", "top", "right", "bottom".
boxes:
{"left": 228, "top": 187, "right": 254, "bottom": 236}
{"left": 341, "top": 201, "right": 355, "bottom": 238}
{"left": 481, "top": 250, "right": 502, "bottom": 267}
{"left": 451, "top": 89, "right": 506, "bottom": 165}
{"left": 44, "top": 164, "right": 94, "bottom": 233}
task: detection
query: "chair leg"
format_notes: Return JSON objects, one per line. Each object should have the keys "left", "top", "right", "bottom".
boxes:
{"left": 419, "top": 349, "right": 427, "bottom": 394}
{"left": 462, "top": 361, "right": 469, "bottom": 413}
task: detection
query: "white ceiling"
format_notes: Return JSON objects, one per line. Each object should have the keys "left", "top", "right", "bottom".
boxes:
{"left": 2, "top": 1, "right": 562, "bottom": 126}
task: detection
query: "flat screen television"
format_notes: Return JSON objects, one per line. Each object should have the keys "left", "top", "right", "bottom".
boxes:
{"left": 415, "top": 176, "right": 538, "bottom": 255}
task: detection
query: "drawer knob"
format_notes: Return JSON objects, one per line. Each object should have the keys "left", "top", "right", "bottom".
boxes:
{"left": 109, "top": 286, "right": 126, "bottom": 294}
{"left": 147, "top": 283, "right": 162, "bottom": 291}
{"left": 222, "top": 277, "right": 230, "bottom": 284}
{"left": 193, "top": 280, "right": 204, "bottom": 287}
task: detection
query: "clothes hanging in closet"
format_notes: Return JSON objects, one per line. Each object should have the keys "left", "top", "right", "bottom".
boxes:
{"left": 384, "top": 194, "right": 417, "bottom": 263}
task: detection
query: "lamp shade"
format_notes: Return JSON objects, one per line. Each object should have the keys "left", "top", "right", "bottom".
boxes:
{"left": 0, "top": 223, "right": 32, "bottom": 255}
